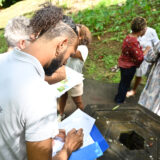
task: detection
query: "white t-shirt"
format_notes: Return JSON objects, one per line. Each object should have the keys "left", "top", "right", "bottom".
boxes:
{"left": 138, "top": 27, "right": 159, "bottom": 50}
{"left": 66, "top": 45, "right": 88, "bottom": 73}
{"left": 0, "top": 48, "right": 59, "bottom": 160}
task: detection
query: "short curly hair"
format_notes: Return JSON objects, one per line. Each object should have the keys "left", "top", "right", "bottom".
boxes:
{"left": 131, "top": 17, "right": 147, "bottom": 33}
{"left": 30, "top": 3, "right": 63, "bottom": 37}
{"left": 77, "top": 24, "right": 92, "bottom": 46}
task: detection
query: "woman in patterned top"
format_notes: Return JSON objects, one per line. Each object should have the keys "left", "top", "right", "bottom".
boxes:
{"left": 138, "top": 41, "right": 160, "bottom": 116}
{"left": 115, "top": 17, "right": 151, "bottom": 103}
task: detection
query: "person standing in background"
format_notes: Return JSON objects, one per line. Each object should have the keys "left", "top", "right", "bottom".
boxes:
{"left": 59, "top": 24, "right": 92, "bottom": 120}
{"left": 126, "top": 26, "right": 159, "bottom": 97}
{"left": 114, "top": 17, "right": 150, "bottom": 104}
{"left": 138, "top": 41, "right": 160, "bottom": 116}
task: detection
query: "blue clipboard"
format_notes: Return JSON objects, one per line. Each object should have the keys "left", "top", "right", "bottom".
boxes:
{"left": 90, "top": 125, "right": 109, "bottom": 152}
{"left": 69, "top": 125, "right": 109, "bottom": 160}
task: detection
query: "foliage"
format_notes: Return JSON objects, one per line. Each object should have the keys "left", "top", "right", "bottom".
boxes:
{"left": 71, "top": 0, "right": 160, "bottom": 83}
{"left": 0, "top": 30, "right": 7, "bottom": 53}
{"left": 102, "top": 55, "right": 119, "bottom": 69}
{"left": 0, "top": 0, "right": 22, "bottom": 7}
{"left": 72, "top": 0, "right": 160, "bottom": 41}
{"left": 0, "top": 0, "right": 2, "bottom": 6}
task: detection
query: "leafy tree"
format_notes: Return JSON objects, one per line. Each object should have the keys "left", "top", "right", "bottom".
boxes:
{"left": 0, "top": 0, "right": 22, "bottom": 8}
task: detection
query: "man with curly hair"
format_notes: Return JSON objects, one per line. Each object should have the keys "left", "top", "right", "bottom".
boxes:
{"left": 44, "top": 14, "right": 78, "bottom": 84}
{"left": 0, "top": 4, "right": 83, "bottom": 160}
{"left": 30, "top": 3, "right": 63, "bottom": 39}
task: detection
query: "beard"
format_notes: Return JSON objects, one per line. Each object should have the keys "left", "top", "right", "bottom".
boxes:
{"left": 44, "top": 53, "right": 64, "bottom": 76}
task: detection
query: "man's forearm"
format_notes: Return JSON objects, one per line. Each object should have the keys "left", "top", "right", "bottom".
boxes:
{"left": 52, "top": 147, "right": 71, "bottom": 160}
{"left": 45, "top": 73, "right": 65, "bottom": 84}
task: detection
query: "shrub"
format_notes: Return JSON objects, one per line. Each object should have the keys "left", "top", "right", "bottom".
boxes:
{"left": 0, "top": 0, "right": 22, "bottom": 8}
{"left": 0, "top": 30, "right": 7, "bottom": 53}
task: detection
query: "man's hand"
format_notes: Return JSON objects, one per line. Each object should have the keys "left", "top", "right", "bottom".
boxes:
{"left": 63, "top": 128, "right": 83, "bottom": 156}
{"left": 45, "top": 66, "right": 66, "bottom": 84}
{"left": 52, "top": 128, "right": 83, "bottom": 160}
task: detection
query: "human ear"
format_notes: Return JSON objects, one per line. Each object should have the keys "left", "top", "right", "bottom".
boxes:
{"left": 56, "top": 38, "right": 68, "bottom": 55}
{"left": 18, "top": 40, "right": 26, "bottom": 49}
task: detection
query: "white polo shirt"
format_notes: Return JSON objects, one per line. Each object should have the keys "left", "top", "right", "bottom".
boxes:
{"left": 0, "top": 48, "right": 59, "bottom": 160}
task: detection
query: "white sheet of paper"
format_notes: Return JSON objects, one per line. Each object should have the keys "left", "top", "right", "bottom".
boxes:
{"left": 52, "top": 139, "right": 64, "bottom": 157}
{"left": 52, "top": 135, "right": 94, "bottom": 158}
{"left": 59, "top": 109, "right": 95, "bottom": 148}
{"left": 50, "top": 66, "right": 84, "bottom": 98}
{"left": 52, "top": 109, "right": 95, "bottom": 157}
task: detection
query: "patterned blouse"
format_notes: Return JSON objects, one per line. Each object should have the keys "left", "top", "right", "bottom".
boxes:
{"left": 118, "top": 35, "right": 144, "bottom": 68}
{"left": 138, "top": 41, "right": 160, "bottom": 116}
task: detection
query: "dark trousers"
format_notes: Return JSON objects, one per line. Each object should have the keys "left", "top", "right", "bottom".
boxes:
{"left": 115, "top": 66, "right": 136, "bottom": 103}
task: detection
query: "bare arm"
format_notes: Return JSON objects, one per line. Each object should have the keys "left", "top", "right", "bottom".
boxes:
{"left": 26, "top": 138, "right": 53, "bottom": 160}
{"left": 26, "top": 129, "right": 83, "bottom": 160}
{"left": 26, "top": 139, "right": 69, "bottom": 160}
{"left": 71, "top": 50, "right": 83, "bottom": 61}
{"left": 143, "top": 46, "right": 151, "bottom": 56}
{"left": 45, "top": 66, "right": 66, "bottom": 84}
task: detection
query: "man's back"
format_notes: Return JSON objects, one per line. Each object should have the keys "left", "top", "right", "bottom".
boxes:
{"left": 0, "top": 49, "right": 58, "bottom": 160}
